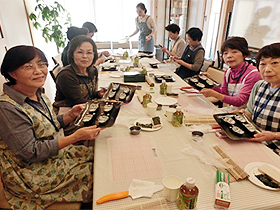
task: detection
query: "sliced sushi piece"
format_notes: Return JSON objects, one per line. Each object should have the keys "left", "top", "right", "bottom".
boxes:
{"left": 89, "top": 102, "right": 99, "bottom": 113}
{"left": 111, "top": 83, "right": 120, "bottom": 91}
{"left": 98, "top": 114, "right": 110, "bottom": 127}
{"left": 230, "top": 125, "right": 245, "bottom": 136}
{"left": 123, "top": 86, "right": 130, "bottom": 94}
{"left": 190, "top": 77, "right": 199, "bottom": 83}
{"left": 222, "top": 116, "right": 236, "bottom": 125}
{"left": 108, "top": 89, "right": 116, "bottom": 99}
{"left": 198, "top": 74, "right": 208, "bottom": 81}
{"left": 243, "top": 123, "right": 256, "bottom": 134}
{"left": 205, "top": 79, "right": 214, "bottom": 88}
{"left": 119, "top": 92, "right": 127, "bottom": 101}
{"left": 103, "top": 102, "right": 114, "bottom": 113}
{"left": 233, "top": 114, "right": 246, "bottom": 123}
{"left": 195, "top": 82, "right": 205, "bottom": 89}
{"left": 83, "top": 113, "right": 95, "bottom": 126}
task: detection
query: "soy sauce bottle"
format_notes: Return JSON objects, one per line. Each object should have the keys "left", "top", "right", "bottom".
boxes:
{"left": 177, "top": 177, "right": 199, "bottom": 209}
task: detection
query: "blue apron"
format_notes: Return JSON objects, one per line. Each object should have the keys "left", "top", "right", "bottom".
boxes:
{"left": 137, "top": 16, "right": 154, "bottom": 53}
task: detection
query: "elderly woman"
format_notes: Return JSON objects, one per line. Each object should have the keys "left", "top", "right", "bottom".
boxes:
{"left": 0, "top": 45, "right": 102, "bottom": 209}
{"left": 200, "top": 37, "right": 262, "bottom": 109}
{"left": 54, "top": 35, "right": 106, "bottom": 110}
{"left": 243, "top": 43, "right": 280, "bottom": 154}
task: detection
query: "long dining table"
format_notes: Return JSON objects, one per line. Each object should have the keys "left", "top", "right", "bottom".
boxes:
{"left": 92, "top": 57, "right": 280, "bottom": 210}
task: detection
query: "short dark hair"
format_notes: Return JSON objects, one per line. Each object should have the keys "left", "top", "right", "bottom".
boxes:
{"left": 67, "top": 35, "right": 98, "bottom": 66}
{"left": 82, "top": 22, "right": 98, "bottom": 33}
{"left": 67, "top": 26, "right": 88, "bottom": 41}
{"left": 256, "top": 43, "right": 280, "bottom": 68}
{"left": 186, "top": 27, "right": 203, "bottom": 41}
{"left": 165, "top": 24, "right": 180, "bottom": 34}
{"left": 221, "top": 36, "right": 250, "bottom": 57}
{"left": 137, "top": 3, "right": 147, "bottom": 14}
{"left": 1, "top": 45, "right": 48, "bottom": 85}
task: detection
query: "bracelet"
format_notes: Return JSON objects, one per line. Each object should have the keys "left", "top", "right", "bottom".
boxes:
{"left": 274, "top": 132, "right": 278, "bottom": 140}
{"left": 68, "top": 109, "right": 75, "bottom": 119}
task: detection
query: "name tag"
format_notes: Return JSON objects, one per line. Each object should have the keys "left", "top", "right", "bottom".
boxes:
{"left": 53, "top": 128, "right": 65, "bottom": 139}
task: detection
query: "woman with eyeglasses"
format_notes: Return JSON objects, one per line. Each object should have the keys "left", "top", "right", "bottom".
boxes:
{"left": 0, "top": 45, "right": 102, "bottom": 209}
{"left": 54, "top": 35, "right": 106, "bottom": 111}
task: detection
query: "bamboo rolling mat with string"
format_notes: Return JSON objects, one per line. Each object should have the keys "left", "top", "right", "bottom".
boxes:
{"left": 112, "top": 197, "right": 169, "bottom": 210}
{"left": 184, "top": 113, "right": 218, "bottom": 125}
{"left": 213, "top": 145, "right": 249, "bottom": 183}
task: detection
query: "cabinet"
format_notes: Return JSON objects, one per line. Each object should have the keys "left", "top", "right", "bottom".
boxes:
{"left": 163, "top": 0, "right": 188, "bottom": 59}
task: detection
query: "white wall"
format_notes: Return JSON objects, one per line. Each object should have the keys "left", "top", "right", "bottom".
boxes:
{"left": 0, "top": 0, "right": 33, "bottom": 93}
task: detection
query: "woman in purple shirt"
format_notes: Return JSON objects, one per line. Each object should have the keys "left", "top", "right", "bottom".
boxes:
{"left": 200, "top": 37, "right": 262, "bottom": 109}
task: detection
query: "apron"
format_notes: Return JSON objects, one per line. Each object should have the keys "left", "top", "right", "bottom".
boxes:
{"left": 137, "top": 16, "right": 154, "bottom": 53}
{"left": 225, "top": 66, "right": 258, "bottom": 110}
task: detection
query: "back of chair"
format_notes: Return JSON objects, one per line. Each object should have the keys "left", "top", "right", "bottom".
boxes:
{"left": 50, "top": 63, "right": 62, "bottom": 82}
{"left": 52, "top": 53, "right": 63, "bottom": 66}
{"left": 206, "top": 66, "right": 224, "bottom": 84}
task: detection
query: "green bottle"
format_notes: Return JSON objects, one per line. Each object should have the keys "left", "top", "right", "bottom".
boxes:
{"left": 160, "top": 80, "right": 167, "bottom": 95}
{"left": 142, "top": 91, "right": 152, "bottom": 108}
{"left": 172, "top": 107, "right": 183, "bottom": 127}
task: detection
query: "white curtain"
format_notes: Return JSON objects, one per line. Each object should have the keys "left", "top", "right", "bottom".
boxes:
{"left": 58, "top": 0, "right": 151, "bottom": 42}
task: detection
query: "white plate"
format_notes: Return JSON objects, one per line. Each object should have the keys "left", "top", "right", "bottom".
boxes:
{"left": 153, "top": 72, "right": 166, "bottom": 77}
{"left": 155, "top": 97, "right": 177, "bottom": 106}
{"left": 134, "top": 117, "right": 163, "bottom": 131}
{"left": 244, "top": 162, "right": 280, "bottom": 190}
{"left": 109, "top": 71, "right": 123, "bottom": 78}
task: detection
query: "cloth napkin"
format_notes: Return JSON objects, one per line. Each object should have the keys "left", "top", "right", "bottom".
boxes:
{"left": 128, "top": 179, "right": 163, "bottom": 199}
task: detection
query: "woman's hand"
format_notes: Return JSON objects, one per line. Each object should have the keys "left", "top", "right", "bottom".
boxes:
{"left": 247, "top": 131, "right": 275, "bottom": 142}
{"left": 146, "top": 35, "right": 151, "bottom": 41}
{"left": 73, "top": 125, "right": 104, "bottom": 141}
{"left": 70, "top": 104, "right": 85, "bottom": 118}
{"left": 98, "top": 87, "right": 107, "bottom": 97}
{"left": 101, "top": 51, "right": 110, "bottom": 57}
{"left": 200, "top": 88, "right": 216, "bottom": 97}
{"left": 160, "top": 46, "right": 168, "bottom": 53}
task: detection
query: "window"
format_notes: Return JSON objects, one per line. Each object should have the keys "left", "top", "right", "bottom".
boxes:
{"left": 58, "top": 0, "right": 150, "bottom": 42}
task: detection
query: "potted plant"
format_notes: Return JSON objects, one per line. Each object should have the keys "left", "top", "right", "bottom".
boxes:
{"left": 29, "top": 0, "right": 72, "bottom": 53}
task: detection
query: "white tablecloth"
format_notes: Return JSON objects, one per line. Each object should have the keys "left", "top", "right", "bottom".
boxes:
{"left": 93, "top": 60, "right": 280, "bottom": 210}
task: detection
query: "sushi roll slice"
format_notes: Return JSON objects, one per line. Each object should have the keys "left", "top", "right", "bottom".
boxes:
{"left": 123, "top": 86, "right": 130, "bottom": 94}
{"left": 195, "top": 82, "right": 205, "bottom": 89}
{"left": 89, "top": 102, "right": 99, "bottom": 113}
{"left": 108, "top": 90, "right": 116, "bottom": 99}
{"left": 222, "top": 116, "right": 236, "bottom": 125}
{"left": 119, "top": 92, "right": 127, "bottom": 101}
{"left": 233, "top": 115, "right": 246, "bottom": 124}
{"left": 190, "top": 77, "right": 199, "bottom": 83}
{"left": 230, "top": 125, "right": 245, "bottom": 136}
{"left": 103, "top": 102, "right": 114, "bottom": 113}
{"left": 98, "top": 113, "right": 110, "bottom": 127}
{"left": 198, "top": 74, "right": 208, "bottom": 81}
{"left": 205, "top": 79, "right": 214, "bottom": 88}
{"left": 111, "top": 83, "right": 120, "bottom": 91}
{"left": 83, "top": 113, "right": 94, "bottom": 126}
{"left": 243, "top": 123, "right": 256, "bottom": 134}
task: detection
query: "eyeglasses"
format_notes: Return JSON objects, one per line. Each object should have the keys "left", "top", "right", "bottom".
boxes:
{"left": 21, "top": 62, "right": 48, "bottom": 72}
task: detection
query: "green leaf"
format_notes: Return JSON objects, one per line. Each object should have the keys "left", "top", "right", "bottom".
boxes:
{"left": 29, "top": 13, "right": 37, "bottom": 21}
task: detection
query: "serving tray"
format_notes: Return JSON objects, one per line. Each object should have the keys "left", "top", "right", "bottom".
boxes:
{"left": 103, "top": 82, "right": 137, "bottom": 103}
{"left": 75, "top": 99, "right": 121, "bottom": 128}
{"left": 213, "top": 112, "right": 261, "bottom": 140}
{"left": 154, "top": 75, "right": 176, "bottom": 83}
{"left": 184, "top": 74, "right": 220, "bottom": 90}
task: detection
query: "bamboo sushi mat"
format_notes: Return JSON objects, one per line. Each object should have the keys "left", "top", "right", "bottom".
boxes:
{"left": 184, "top": 114, "right": 218, "bottom": 125}
{"left": 112, "top": 198, "right": 169, "bottom": 210}
{"left": 213, "top": 145, "right": 249, "bottom": 183}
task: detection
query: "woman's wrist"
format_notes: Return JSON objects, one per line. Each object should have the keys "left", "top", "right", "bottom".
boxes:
{"left": 274, "top": 132, "right": 278, "bottom": 140}
{"left": 68, "top": 109, "right": 75, "bottom": 119}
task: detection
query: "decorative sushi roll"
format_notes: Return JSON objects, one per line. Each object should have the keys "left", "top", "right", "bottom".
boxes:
{"left": 123, "top": 86, "right": 130, "bottom": 94}
{"left": 233, "top": 115, "right": 246, "bottom": 124}
{"left": 222, "top": 116, "right": 236, "bottom": 125}
{"left": 103, "top": 102, "right": 114, "bottom": 113}
{"left": 230, "top": 125, "right": 245, "bottom": 136}
{"left": 205, "top": 79, "right": 214, "bottom": 88}
{"left": 119, "top": 92, "right": 127, "bottom": 101}
{"left": 195, "top": 82, "right": 205, "bottom": 89}
{"left": 108, "top": 90, "right": 116, "bottom": 99}
{"left": 98, "top": 113, "right": 110, "bottom": 127}
{"left": 243, "top": 123, "right": 256, "bottom": 134}
{"left": 111, "top": 83, "right": 120, "bottom": 91}
{"left": 190, "top": 77, "right": 199, "bottom": 83}
{"left": 198, "top": 74, "right": 208, "bottom": 81}
{"left": 89, "top": 102, "right": 99, "bottom": 113}
{"left": 83, "top": 113, "right": 94, "bottom": 126}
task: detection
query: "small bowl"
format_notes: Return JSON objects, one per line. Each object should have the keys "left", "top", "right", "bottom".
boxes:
{"left": 130, "top": 126, "right": 141, "bottom": 135}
